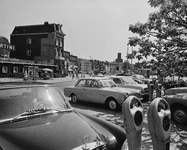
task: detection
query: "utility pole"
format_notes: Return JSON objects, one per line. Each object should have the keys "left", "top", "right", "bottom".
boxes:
{"left": 127, "top": 44, "right": 129, "bottom": 71}
{"left": 131, "top": 46, "right": 133, "bottom": 73}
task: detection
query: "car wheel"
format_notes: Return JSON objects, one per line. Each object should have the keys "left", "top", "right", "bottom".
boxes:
{"left": 107, "top": 98, "right": 120, "bottom": 110}
{"left": 71, "top": 94, "right": 78, "bottom": 103}
{"left": 172, "top": 105, "right": 187, "bottom": 124}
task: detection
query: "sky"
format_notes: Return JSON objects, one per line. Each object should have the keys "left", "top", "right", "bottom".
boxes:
{"left": 0, "top": 0, "right": 156, "bottom": 62}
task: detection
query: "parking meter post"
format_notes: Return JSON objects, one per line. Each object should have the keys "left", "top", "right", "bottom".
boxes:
{"left": 147, "top": 97, "right": 171, "bottom": 150}
{"left": 122, "top": 96, "right": 144, "bottom": 150}
{"left": 148, "top": 81, "right": 154, "bottom": 101}
{"left": 155, "top": 81, "right": 162, "bottom": 97}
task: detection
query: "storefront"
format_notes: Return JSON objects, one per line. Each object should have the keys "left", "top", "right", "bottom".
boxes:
{"left": 0, "top": 57, "right": 57, "bottom": 78}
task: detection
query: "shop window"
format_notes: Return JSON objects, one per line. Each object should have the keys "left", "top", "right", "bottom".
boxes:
{"left": 26, "top": 38, "right": 32, "bottom": 44}
{"left": 26, "top": 50, "right": 31, "bottom": 56}
{"left": 2, "top": 66, "right": 8, "bottom": 73}
{"left": 13, "top": 67, "right": 18, "bottom": 73}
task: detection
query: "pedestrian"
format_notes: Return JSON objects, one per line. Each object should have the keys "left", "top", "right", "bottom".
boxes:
{"left": 72, "top": 71, "right": 75, "bottom": 79}
{"left": 24, "top": 71, "right": 28, "bottom": 81}
{"left": 76, "top": 71, "right": 78, "bottom": 79}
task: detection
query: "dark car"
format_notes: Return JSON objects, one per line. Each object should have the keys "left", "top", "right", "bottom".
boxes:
{"left": 0, "top": 82, "right": 126, "bottom": 150}
{"left": 163, "top": 92, "right": 187, "bottom": 124}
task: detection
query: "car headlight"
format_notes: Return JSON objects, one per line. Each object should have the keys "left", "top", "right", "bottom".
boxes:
{"left": 124, "top": 93, "right": 129, "bottom": 100}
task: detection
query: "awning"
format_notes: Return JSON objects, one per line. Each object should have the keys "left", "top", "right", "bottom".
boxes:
{"left": 41, "top": 68, "right": 53, "bottom": 72}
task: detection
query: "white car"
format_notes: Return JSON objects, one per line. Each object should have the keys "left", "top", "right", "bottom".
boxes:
{"left": 107, "top": 76, "right": 149, "bottom": 101}
{"left": 64, "top": 77, "right": 141, "bottom": 110}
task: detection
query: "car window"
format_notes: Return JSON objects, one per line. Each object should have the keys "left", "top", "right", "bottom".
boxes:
{"left": 100, "top": 79, "right": 116, "bottom": 87}
{"left": 113, "top": 78, "right": 121, "bottom": 84}
{"left": 85, "top": 79, "right": 93, "bottom": 87}
{"left": 92, "top": 80, "right": 100, "bottom": 88}
{"left": 76, "top": 79, "right": 86, "bottom": 87}
{"left": 122, "top": 77, "right": 137, "bottom": 84}
{"left": 0, "top": 86, "right": 70, "bottom": 120}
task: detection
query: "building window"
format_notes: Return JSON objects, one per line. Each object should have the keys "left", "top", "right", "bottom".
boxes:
{"left": 2, "top": 66, "right": 8, "bottom": 73}
{"left": 13, "top": 67, "right": 18, "bottom": 73}
{"left": 55, "top": 39, "right": 59, "bottom": 46}
{"left": 26, "top": 38, "right": 32, "bottom": 44}
{"left": 60, "top": 39, "right": 62, "bottom": 47}
{"left": 26, "top": 50, "right": 31, "bottom": 56}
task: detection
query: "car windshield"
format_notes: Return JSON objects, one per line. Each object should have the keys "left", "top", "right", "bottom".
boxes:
{"left": 121, "top": 77, "right": 137, "bottom": 84}
{"left": 100, "top": 79, "right": 116, "bottom": 87}
{"left": 0, "top": 86, "right": 70, "bottom": 121}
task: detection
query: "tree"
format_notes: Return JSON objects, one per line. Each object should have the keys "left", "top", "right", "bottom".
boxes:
{"left": 128, "top": 0, "right": 187, "bottom": 78}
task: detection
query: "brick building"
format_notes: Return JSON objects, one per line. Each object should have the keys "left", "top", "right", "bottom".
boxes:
{"left": 10, "top": 21, "right": 66, "bottom": 73}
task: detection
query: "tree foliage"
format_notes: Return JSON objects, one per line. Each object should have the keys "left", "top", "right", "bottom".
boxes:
{"left": 128, "top": 0, "right": 187, "bottom": 77}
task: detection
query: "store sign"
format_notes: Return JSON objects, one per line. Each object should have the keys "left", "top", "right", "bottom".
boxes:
{"left": 0, "top": 43, "right": 15, "bottom": 50}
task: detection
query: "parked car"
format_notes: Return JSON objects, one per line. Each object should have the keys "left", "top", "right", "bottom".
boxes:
{"left": 0, "top": 82, "right": 127, "bottom": 150}
{"left": 107, "top": 76, "right": 149, "bottom": 101}
{"left": 164, "top": 87, "right": 187, "bottom": 95}
{"left": 64, "top": 77, "right": 142, "bottom": 110}
{"left": 163, "top": 87, "right": 187, "bottom": 124}
{"left": 163, "top": 93, "right": 187, "bottom": 124}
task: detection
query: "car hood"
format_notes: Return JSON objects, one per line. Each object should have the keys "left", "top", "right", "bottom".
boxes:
{"left": 121, "top": 84, "right": 147, "bottom": 90}
{"left": 0, "top": 111, "right": 105, "bottom": 150}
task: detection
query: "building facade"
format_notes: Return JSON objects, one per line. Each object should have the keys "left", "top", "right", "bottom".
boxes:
{"left": 78, "top": 58, "right": 92, "bottom": 73}
{"left": 10, "top": 21, "right": 65, "bottom": 73}
{"left": 0, "top": 36, "right": 57, "bottom": 78}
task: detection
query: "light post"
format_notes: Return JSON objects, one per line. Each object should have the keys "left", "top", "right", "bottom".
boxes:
{"left": 89, "top": 56, "right": 94, "bottom": 71}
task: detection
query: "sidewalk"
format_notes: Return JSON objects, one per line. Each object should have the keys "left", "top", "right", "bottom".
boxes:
{"left": 0, "top": 75, "right": 76, "bottom": 83}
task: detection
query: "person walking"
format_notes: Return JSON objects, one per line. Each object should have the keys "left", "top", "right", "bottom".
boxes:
{"left": 76, "top": 71, "right": 78, "bottom": 79}
{"left": 72, "top": 71, "right": 75, "bottom": 79}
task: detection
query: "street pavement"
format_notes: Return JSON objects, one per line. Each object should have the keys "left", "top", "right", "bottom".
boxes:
{"left": 0, "top": 75, "right": 77, "bottom": 83}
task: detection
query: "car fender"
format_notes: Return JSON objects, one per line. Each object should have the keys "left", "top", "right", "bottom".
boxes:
{"left": 76, "top": 110, "right": 126, "bottom": 149}
{"left": 63, "top": 86, "right": 75, "bottom": 97}
{"left": 100, "top": 89, "right": 125, "bottom": 105}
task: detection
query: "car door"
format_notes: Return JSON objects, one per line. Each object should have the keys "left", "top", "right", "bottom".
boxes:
{"left": 83, "top": 79, "right": 101, "bottom": 103}
{"left": 74, "top": 79, "right": 87, "bottom": 100}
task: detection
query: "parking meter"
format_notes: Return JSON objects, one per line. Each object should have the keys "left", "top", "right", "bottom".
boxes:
{"left": 147, "top": 81, "right": 154, "bottom": 101}
{"left": 147, "top": 97, "right": 171, "bottom": 150}
{"left": 122, "top": 95, "right": 144, "bottom": 150}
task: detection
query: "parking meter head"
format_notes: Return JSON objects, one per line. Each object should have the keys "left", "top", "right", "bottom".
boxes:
{"left": 122, "top": 96, "right": 143, "bottom": 150}
{"left": 148, "top": 97, "right": 171, "bottom": 141}
{"left": 122, "top": 96, "right": 144, "bottom": 131}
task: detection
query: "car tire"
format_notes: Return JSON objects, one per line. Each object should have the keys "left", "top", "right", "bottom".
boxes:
{"left": 107, "top": 98, "right": 120, "bottom": 111}
{"left": 71, "top": 94, "right": 78, "bottom": 103}
{"left": 171, "top": 105, "right": 187, "bottom": 124}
